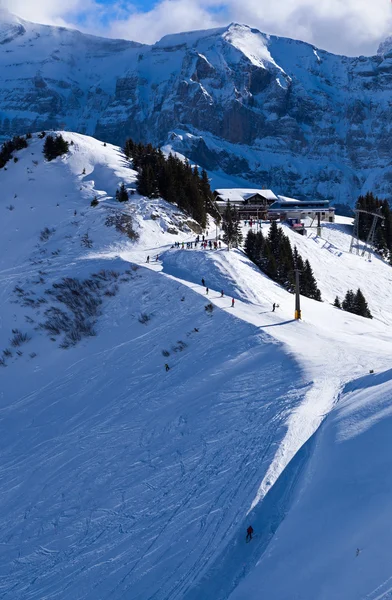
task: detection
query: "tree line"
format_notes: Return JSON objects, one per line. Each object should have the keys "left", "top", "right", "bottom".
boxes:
{"left": 0, "top": 134, "right": 29, "bottom": 169}
{"left": 245, "top": 221, "right": 322, "bottom": 301}
{"left": 124, "top": 138, "right": 218, "bottom": 227}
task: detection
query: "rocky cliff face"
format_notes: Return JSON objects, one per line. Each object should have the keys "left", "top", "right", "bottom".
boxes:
{"left": 0, "top": 9, "right": 392, "bottom": 204}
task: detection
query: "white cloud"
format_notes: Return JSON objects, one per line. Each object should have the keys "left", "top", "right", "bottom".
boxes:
{"left": 2, "top": 0, "right": 392, "bottom": 55}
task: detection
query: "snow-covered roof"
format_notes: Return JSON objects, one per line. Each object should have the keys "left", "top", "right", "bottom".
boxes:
{"left": 215, "top": 188, "right": 278, "bottom": 203}
{"left": 276, "top": 195, "right": 330, "bottom": 205}
{"left": 277, "top": 195, "right": 302, "bottom": 204}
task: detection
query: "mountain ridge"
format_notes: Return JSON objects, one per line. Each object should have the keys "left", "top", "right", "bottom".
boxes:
{"left": 1, "top": 13, "right": 392, "bottom": 204}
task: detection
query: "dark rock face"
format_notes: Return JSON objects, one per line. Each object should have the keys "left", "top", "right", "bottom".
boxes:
{"left": 0, "top": 13, "right": 392, "bottom": 203}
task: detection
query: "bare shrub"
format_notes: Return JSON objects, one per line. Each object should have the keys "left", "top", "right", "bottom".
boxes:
{"left": 81, "top": 232, "right": 93, "bottom": 248}
{"left": 205, "top": 303, "right": 214, "bottom": 313}
{"left": 6, "top": 205, "right": 15, "bottom": 211}
{"left": 3, "top": 348, "right": 12, "bottom": 358}
{"left": 105, "top": 212, "right": 139, "bottom": 240}
{"left": 138, "top": 313, "right": 151, "bottom": 324}
{"left": 0, "top": 358, "right": 6, "bottom": 367}
{"left": 30, "top": 352, "right": 37, "bottom": 359}
{"left": 162, "top": 349, "right": 170, "bottom": 357}
{"left": 10, "top": 329, "right": 31, "bottom": 347}
{"left": 41, "top": 277, "right": 103, "bottom": 348}
{"left": 40, "top": 227, "right": 55, "bottom": 242}
{"left": 172, "top": 340, "right": 187, "bottom": 353}
{"left": 40, "top": 270, "right": 127, "bottom": 348}
{"left": 104, "top": 285, "right": 119, "bottom": 297}
{"left": 13, "top": 286, "right": 25, "bottom": 296}
{"left": 41, "top": 307, "right": 72, "bottom": 335}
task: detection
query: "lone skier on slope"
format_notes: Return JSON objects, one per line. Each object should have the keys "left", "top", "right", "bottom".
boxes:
{"left": 272, "top": 302, "right": 276, "bottom": 312}
{"left": 165, "top": 364, "right": 170, "bottom": 372}
{"left": 231, "top": 298, "right": 235, "bottom": 308}
{"left": 246, "top": 525, "right": 254, "bottom": 542}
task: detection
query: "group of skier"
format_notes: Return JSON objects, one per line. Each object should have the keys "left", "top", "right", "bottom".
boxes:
{"left": 172, "top": 239, "right": 221, "bottom": 250}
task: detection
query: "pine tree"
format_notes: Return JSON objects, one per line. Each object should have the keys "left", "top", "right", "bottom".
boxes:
{"left": 302, "top": 259, "right": 322, "bottom": 301}
{"left": 222, "top": 201, "right": 241, "bottom": 248}
{"left": 353, "top": 288, "right": 372, "bottom": 319}
{"left": 232, "top": 205, "right": 243, "bottom": 248}
{"left": 137, "top": 165, "right": 158, "bottom": 198}
{"left": 115, "top": 183, "right": 129, "bottom": 203}
{"left": 333, "top": 296, "right": 341, "bottom": 308}
{"left": 342, "top": 289, "right": 355, "bottom": 312}
{"left": 43, "top": 134, "right": 69, "bottom": 161}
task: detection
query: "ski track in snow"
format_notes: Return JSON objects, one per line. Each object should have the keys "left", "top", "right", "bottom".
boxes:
{"left": 2, "top": 134, "right": 392, "bottom": 599}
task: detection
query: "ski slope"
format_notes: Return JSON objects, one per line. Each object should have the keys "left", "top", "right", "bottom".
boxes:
{"left": 229, "top": 368, "right": 392, "bottom": 600}
{"left": 1, "top": 132, "right": 392, "bottom": 599}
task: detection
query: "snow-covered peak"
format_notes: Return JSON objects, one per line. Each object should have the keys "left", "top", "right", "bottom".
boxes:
{"left": 377, "top": 35, "right": 392, "bottom": 56}
{"left": 222, "top": 23, "right": 276, "bottom": 68}
{"left": 0, "top": 7, "right": 25, "bottom": 43}
{"left": 154, "top": 23, "right": 276, "bottom": 68}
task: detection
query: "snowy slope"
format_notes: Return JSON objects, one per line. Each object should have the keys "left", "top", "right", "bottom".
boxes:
{"left": 2, "top": 133, "right": 392, "bottom": 599}
{"left": 0, "top": 133, "right": 308, "bottom": 599}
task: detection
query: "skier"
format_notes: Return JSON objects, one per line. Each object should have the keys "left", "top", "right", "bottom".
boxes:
{"left": 246, "top": 525, "right": 254, "bottom": 542}
{"left": 165, "top": 363, "right": 170, "bottom": 372}
{"left": 146, "top": 255, "right": 150, "bottom": 263}
{"left": 231, "top": 298, "right": 235, "bottom": 308}
{"left": 206, "top": 287, "right": 209, "bottom": 295}
{"left": 156, "top": 254, "right": 159, "bottom": 261}
{"left": 201, "top": 278, "right": 205, "bottom": 287}
{"left": 272, "top": 302, "right": 276, "bottom": 312}
{"left": 221, "top": 290, "right": 224, "bottom": 297}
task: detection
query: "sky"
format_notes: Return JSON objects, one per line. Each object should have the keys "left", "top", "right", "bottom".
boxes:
{"left": 2, "top": 0, "right": 392, "bottom": 56}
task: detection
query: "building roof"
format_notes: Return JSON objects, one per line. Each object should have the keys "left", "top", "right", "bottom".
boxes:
{"left": 215, "top": 188, "right": 278, "bottom": 203}
{"left": 268, "top": 196, "right": 332, "bottom": 211}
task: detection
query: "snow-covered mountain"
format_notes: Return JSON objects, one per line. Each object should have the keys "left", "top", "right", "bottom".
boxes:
{"left": 2, "top": 131, "right": 392, "bottom": 599}
{"left": 1, "top": 9, "right": 392, "bottom": 204}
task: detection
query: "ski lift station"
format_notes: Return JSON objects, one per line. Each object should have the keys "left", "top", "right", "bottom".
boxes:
{"left": 214, "top": 189, "right": 335, "bottom": 225}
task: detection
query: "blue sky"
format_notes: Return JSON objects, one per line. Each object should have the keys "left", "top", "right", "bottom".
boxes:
{"left": 4, "top": 0, "right": 392, "bottom": 56}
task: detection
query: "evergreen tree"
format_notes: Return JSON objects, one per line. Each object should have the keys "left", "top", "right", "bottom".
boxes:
{"left": 232, "top": 205, "right": 243, "bottom": 248}
{"left": 43, "top": 134, "right": 69, "bottom": 161}
{"left": 245, "top": 224, "right": 321, "bottom": 301}
{"left": 341, "top": 288, "right": 372, "bottom": 318}
{"left": 333, "top": 296, "right": 341, "bottom": 308}
{"left": 222, "top": 201, "right": 242, "bottom": 249}
{"left": 0, "top": 135, "right": 28, "bottom": 168}
{"left": 124, "top": 137, "right": 212, "bottom": 226}
{"left": 353, "top": 288, "right": 372, "bottom": 319}
{"left": 115, "top": 183, "right": 129, "bottom": 203}
{"left": 302, "top": 259, "right": 322, "bottom": 301}
{"left": 222, "top": 201, "right": 235, "bottom": 249}
{"left": 342, "top": 289, "right": 355, "bottom": 312}
{"left": 137, "top": 165, "right": 158, "bottom": 198}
